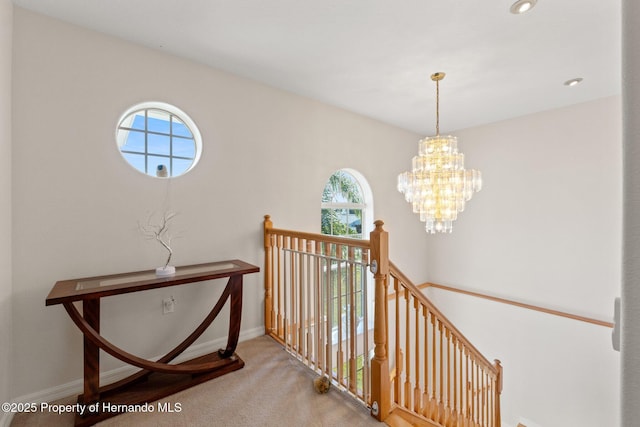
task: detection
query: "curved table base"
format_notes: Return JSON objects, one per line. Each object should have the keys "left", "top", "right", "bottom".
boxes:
{"left": 74, "top": 352, "right": 244, "bottom": 427}
{"left": 69, "top": 274, "right": 246, "bottom": 427}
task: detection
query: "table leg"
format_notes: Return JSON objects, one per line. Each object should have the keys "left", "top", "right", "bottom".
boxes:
{"left": 219, "top": 275, "right": 243, "bottom": 358}
{"left": 82, "top": 299, "right": 100, "bottom": 406}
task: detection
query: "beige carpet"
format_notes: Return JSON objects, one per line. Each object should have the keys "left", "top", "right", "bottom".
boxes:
{"left": 11, "top": 335, "right": 382, "bottom": 426}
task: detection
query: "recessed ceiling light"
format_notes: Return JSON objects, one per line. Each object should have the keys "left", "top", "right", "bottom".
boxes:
{"left": 510, "top": 0, "right": 537, "bottom": 14}
{"left": 564, "top": 78, "right": 583, "bottom": 87}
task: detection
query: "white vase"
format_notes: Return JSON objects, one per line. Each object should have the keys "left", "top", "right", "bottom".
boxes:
{"left": 155, "top": 266, "right": 176, "bottom": 277}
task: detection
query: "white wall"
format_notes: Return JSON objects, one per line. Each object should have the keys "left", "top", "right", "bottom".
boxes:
{"left": 426, "top": 97, "right": 622, "bottom": 426}
{"left": 10, "top": 7, "right": 427, "bottom": 399}
{"left": 0, "top": 0, "right": 12, "bottom": 423}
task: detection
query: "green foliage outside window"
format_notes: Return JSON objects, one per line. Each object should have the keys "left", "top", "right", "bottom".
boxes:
{"left": 321, "top": 171, "right": 364, "bottom": 238}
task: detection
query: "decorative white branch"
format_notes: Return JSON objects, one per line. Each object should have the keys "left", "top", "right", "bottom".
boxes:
{"left": 139, "top": 211, "right": 177, "bottom": 268}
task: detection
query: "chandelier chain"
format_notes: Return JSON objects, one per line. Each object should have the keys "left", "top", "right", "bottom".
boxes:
{"left": 435, "top": 78, "right": 440, "bottom": 136}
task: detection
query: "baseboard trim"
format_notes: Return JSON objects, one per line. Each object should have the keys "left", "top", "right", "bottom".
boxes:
{"left": 10, "top": 327, "right": 264, "bottom": 409}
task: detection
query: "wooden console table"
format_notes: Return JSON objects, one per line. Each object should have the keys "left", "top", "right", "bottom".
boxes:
{"left": 46, "top": 259, "right": 259, "bottom": 426}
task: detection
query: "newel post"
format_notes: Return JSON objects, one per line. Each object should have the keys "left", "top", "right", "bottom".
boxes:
{"left": 494, "top": 359, "right": 503, "bottom": 427}
{"left": 263, "top": 215, "right": 273, "bottom": 334}
{"left": 370, "top": 220, "right": 390, "bottom": 421}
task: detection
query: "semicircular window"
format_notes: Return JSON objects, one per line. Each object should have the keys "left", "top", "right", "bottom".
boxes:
{"left": 116, "top": 102, "right": 202, "bottom": 178}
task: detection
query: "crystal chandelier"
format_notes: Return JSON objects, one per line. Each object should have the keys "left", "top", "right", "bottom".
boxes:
{"left": 397, "top": 72, "right": 482, "bottom": 233}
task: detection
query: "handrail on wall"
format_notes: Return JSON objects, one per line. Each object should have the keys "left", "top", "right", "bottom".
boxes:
{"left": 425, "top": 282, "right": 614, "bottom": 329}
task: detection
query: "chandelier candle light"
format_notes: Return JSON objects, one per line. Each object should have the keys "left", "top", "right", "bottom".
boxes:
{"left": 397, "top": 72, "right": 482, "bottom": 233}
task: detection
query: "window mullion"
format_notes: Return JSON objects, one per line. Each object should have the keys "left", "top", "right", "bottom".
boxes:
{"left": 144, "top": 109, "right": 149, "bottom": 174}
{"left": 169, "top": 113, "right": 174, "bottom": 177}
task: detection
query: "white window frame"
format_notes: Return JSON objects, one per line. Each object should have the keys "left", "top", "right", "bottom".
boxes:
{"left": 116, "top": 101, "right": 202, "bottom": 178}
{"left": 321, "top": 168, "right": 374, "bottom": 240}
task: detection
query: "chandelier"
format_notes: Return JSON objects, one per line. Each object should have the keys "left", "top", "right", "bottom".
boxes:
{"left": 397, "top": 72, "right": 482, "bottom": 233}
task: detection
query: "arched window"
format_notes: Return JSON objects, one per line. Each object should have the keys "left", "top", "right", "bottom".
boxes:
{"left": 320, "top": 169, "right": 375, "bottom": 386}
{"left": 321, "top": 169, "right": 373, "bottom": 239}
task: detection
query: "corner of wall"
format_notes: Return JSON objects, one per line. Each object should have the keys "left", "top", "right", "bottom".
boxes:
{"left": 0, "top": 0, "right": 13, "bottom": 419}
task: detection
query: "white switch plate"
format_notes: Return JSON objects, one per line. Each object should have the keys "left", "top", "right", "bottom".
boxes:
{"left": 163, "top": 296, "right": 175, "bottom": 314}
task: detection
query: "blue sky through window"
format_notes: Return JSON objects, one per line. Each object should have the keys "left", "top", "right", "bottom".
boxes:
{"left": 118, "top": 108, "right": 197, "bottom": 177}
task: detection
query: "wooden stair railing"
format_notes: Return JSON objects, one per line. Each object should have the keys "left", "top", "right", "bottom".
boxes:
{"left": 263, "top": 215, "right": 502, "bottom": 426}
{"left": 388, "top": 263, "right": 502, "bottom": 427}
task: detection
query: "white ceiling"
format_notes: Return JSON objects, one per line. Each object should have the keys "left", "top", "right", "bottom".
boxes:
{"left": 12, "top": 0, "right": 621, "bottom": 135}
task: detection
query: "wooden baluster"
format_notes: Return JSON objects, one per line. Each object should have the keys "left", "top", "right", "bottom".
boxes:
{"left": 404, "top": 287, "right": 411, "bottom": 409}
{"left": 384, "top": 269, "right": 390, "bottom": 366}
{"left": 486, "top": 371, "right": 491, "bottom": 427}
{"left": 488, "top": 370, "right": 492, "bottom": 427}
{"left": 445, "top": 327, "right": 451, "bottom": 426}
{"left": 488, "top": 371, "right": 493, "bottom": 427}
{"left": 480, "top": 366, "right": 487, "bottom": 426}
{"left": 476, "top": 365, "right": 479, "bottom": 427}
{"left": 457, "top": 342, "right": 463, "bottom": 427}
{"left": 473, "top": 362, "right": 481, "bottom": 426}
{"left": 494, "top": 359, "right": 502, "bottom": 427}
{"left": 394, "top": 277, "right": 401, "bottom": 405}
{"left": 277, "top": 234, "right": 283, "bottom": 337}
{"left": 465, "top": 360, "right": 470, "bottom": 427}
{"left": 480, "top": 367, "right": 485, "bottom": 427}
{"left": 465, "top": 348, "right": 470, "bottom": 427}
{"left": 413, "top": 297, "right": 421, "bottom": 414}
{"left": 483, "top": 369, "right": 488, "bottom": 427}
{"left": 451, "top": 336, "right": 459, "bottom": 427}
{"left": 438, "top": 320, "right": 445, "bottom": 425}
{"left": 470, "top": 360, "right": 475, "bottom": 427}
{"left": 467, "top": 357, "right": 472, "bottom": 427}
{"left": 429, "top": 313, "right": 437, "bottom": 421}
{"left": 475, "top": 366, "right": 480, "bottom": 427}
{"left": 481, "top": 365, "right": 485, "bottom": 427}
{"left": 422, "top": 306, "right": 430, "bottom": 418}
{"left": 397, "top": 348, "right": 404, "bottom": 405}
